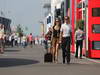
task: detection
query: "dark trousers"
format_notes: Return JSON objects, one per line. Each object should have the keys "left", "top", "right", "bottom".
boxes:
{"left": 61, "top": 37, "right": 71, "bottom": 63}
{"left": 11, "top": 39, "right": 14, "bottom": 47}
{"left": 15, "top": 40, "right": 18, "bottom": 46}
{"left": 75, "top": 40, "right": 83, "bottom": 58}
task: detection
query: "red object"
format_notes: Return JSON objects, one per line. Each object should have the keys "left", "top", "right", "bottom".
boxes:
{"left": 71, "top": 0, "right": 75, "bottom": 53}
{"left": 44, "top": 34, "right": 48, "bottom": 40}
{"left": 88, "top": 0, "right": 100, "bottom": 58}
{"left": 76, "top": 0, "right": 82, "bottom": 20}
{"left": 28, "top": 35, "right": 33, "bottom": 41}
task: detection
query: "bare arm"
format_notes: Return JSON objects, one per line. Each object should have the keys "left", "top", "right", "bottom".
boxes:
{"left": 50, "top": 27, "right": 53, "bottom": 42}
{"left": 59, "top": 31, "right": 63, "bottom": 43}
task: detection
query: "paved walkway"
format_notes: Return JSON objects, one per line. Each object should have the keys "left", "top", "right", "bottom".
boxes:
{"left": 0, "top": 45, "right": 100, "bottom": 75}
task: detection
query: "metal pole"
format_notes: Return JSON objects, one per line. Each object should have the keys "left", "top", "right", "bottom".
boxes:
{"left": 85, "top": 2, "right": 88, "bottom": 56}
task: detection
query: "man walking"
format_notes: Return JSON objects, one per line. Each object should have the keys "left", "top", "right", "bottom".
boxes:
{"left": 60, "top": 16, "right": 71, "bottom": 64}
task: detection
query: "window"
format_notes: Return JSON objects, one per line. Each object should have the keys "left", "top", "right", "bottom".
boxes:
{"left": 47, "top": 16, "right": 51, "bottom": 24}
{"left": 93, "top": 24, "right": 100, "bottom": 33}
{"left": 92, "top": 41, "right": 100, "bottom": 50}
{"left": 48, "top": 16, "right": 51, "bottom": 24}
{"left": 92, "top": 8, "right": 100, "bottom": 17}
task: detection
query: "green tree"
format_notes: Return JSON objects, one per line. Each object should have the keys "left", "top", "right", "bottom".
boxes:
{"left": 16, "top": 24, "right": 23, "bottom": 37}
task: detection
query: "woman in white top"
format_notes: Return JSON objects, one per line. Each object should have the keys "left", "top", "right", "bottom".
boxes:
{"left": 75, "top": 27, "right": 84, "bottom": 59}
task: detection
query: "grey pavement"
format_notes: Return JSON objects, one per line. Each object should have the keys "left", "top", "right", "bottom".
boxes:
{"left": 0, "top": 45, "right": 100, "bottom": 75}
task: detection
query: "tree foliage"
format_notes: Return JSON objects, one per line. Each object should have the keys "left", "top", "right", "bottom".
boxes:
{"left": 16, "top": 24, "right": 23, "bottom": 37}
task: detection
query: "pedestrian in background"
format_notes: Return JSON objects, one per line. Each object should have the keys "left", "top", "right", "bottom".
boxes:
{"left": 33, "top": 36, "right": 35, "bottom": 45}
{"left": 0, "top": 24, "right": 5, "bottom": 54}
{"left": 60, "top": 16, "right": 71, "bottom": 64}
{"left": 75, "top": 26, "right": 84, "bottom": 59}
{"left": 17, "top": 36, "right": 21, "bottom": 47}
{"left": 9, "top": 34, "right": 14, "bottom": 47}
{"left": 51, "top": 18, "right": 61, "bottom": 63}
{"left": 46, "top": 27, "right": 52, "bottom": 53}
{"left": 14, "top": 33, "right": 18, "bottom": 46}
{"left": 28, "top": 33, "right": 33, "bottom": 47}
{"left": 22, "top": 35, "right": 27, "bottom": 48}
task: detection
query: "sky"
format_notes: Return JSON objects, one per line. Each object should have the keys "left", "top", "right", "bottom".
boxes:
{"left": 0, "top": 0, "right": 50, "bottom": 36}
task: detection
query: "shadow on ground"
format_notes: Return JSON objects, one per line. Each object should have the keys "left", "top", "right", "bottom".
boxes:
{"left": 0, "top": 58, "right": 39, "bottom": 67}
{"left": 5, "top": 49, "right": 20, "bottom": 52}
{"left": 90, "top": 58, "right": 100, "bottom": 60}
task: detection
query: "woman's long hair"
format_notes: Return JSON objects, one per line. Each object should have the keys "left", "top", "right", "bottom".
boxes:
{"left": 53, "top": 18, "right": 61, "bottom": 28}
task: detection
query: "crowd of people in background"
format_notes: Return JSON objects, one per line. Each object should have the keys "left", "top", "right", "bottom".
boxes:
{"left": 4, "top": 33, "right": 43, "bottom": 48}
{"left": 0, "top": 24, "right": 45, "bottom": 54}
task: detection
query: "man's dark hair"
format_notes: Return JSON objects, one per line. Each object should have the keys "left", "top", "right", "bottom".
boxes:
{"left": 79, "top": 26, "right": 82, "bottom": 30}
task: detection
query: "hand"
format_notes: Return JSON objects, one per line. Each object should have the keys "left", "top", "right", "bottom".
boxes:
{"left": 75, "top": 40, "right": 77, "bottom": 43}
{"left": 59, "top": 40, "right": 62, "bottom": 44}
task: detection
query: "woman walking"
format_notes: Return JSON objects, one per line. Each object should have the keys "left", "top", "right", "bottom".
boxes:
{"left": 75, "top": 27, "right": 84, "bottom": 59}
{"left": 51, "top": 18, "right": 61, "bottom": 63}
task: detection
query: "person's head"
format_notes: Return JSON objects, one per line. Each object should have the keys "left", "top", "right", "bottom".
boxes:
{"left": 48, "top": 27, "right": 52, "bottom": 31}
{"left": 64, "top": 16, "right": 70, "bottom": 24}
{"left": 30, "top": 33, "right": 32, "bottom": 35}
{"left": 78, "top": 26, "right": 82, "bottom": 30}
{"left": 54, "top": 18, "right": 61, "bottom": 27}
{"left": 0, "top": 24, "right": 4, "bottom": 29}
